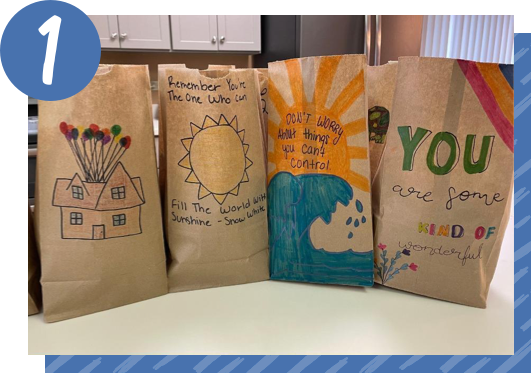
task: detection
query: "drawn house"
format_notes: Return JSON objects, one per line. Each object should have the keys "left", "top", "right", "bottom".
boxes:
{"left": 52, "top": 162, "right": 145, "bottom": 240}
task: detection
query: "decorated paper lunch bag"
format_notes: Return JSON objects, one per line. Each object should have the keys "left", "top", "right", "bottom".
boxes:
{"left": 373, "top": 57, "right": 513, "bottom": 307}
{"left": 28, "top": 207, "right": 42, "bottom": 316}
{"left": 36, "top": 65, "right": 167, "bottom": 322}
{"left": 366, "top": 62, "right": 398, "bottom": 180}
{"left": 159, "top": 67, "right": 269, "bottom": 292}
{"left": 267, "top": 55, "right": 374, "bottom": 286}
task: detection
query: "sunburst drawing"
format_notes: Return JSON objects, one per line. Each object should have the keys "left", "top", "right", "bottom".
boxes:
{"left": 178, "top": 114, "right": 253, "bottom": 205}
{"left": 267, "top": 56, "right": 370, "bottom": 192}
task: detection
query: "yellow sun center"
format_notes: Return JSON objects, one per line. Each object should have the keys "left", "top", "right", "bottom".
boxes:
{"left": 190, "top": 126, "right": 246, "bottom": 194}
{"left": 178, "top": 114, "right": 252, "bottom": 205}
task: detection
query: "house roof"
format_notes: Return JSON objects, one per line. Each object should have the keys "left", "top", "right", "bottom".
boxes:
{"left": 52, "top": 162, "right": 145, "bottom": 211}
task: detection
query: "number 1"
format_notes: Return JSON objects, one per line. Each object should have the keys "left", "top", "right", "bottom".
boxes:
{"left": 39, "top": 15, "right": 61, "bottom": 85}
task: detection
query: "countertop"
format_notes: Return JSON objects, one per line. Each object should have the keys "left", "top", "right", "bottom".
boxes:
{"left": 28, "top": 214, "right": 514, "bottom": 355}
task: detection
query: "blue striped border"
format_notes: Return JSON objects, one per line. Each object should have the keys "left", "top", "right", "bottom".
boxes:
{"left": 44, "top": 33, "right": 529, "bottom": 373}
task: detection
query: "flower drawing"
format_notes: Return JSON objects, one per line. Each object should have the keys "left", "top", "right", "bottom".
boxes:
{"left": 374, "top": 243, "right": 419, "bottom": 284}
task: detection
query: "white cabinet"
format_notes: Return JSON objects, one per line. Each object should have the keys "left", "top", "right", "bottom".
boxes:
{"left": 217, "top": 16, "right": 261, "bottom": 52}
{"left": 171, "top": 15, "right": 261, "bottom": 53}
{"left": 89, "top": 15, "right": 261, "bottom": 53}
{"left": 89, "top": 15, "right": 170, "bottom": 50}
{"left": 88, "top": 16, "right": 119, "bottom": 48}
{"left": 170, "top": 16, "right": 218, "bottom": 51}
{"left": 117, "top": 16, "right": 171, "bottom": 50}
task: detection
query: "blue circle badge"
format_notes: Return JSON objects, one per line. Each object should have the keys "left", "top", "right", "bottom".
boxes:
{"left": 1, "top": 1, "right": 101, "bottom": 101}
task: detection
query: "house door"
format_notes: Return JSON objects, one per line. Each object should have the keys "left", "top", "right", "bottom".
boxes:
{"left": 92, "top": 225, "right": 105, "bottom": 240}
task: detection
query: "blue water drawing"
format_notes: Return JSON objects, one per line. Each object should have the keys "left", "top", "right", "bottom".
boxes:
{"left": 268, "top": 172, "right": 373, "bottom": 286}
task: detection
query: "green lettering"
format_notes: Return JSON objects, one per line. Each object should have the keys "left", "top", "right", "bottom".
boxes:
{"left": 427, "top": 132, "right": 459, "bottom": 175}
{"left": 398, "top": 126, "right": 431, "bottom": 171}
{"left": 463, "top": 135, "right": 494, "bottom": 174}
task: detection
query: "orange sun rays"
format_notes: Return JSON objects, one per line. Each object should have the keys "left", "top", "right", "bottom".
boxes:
{"left": 268, "top": 57, "right": 370, "bottom": 192}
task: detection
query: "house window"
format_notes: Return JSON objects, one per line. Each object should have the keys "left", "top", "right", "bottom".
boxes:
{"left": 70, "top": 212, "right": 83, "bottom": 225}
{"left": 72, "top": 186, "right": 84, "bottom": 200}
{"left": 111, "top": 186, "right": 126, "bottom": 200}
{"left": 113, "top": 214, "right": 126, "bottom": 226}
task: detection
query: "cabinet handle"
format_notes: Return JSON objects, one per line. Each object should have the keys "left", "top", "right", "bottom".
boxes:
{"left": 120, "top": 33, "right": 127, "bottom": 40}
{"left": 211, "top": 36, "right": 217, "bottom": 44}
{"left": 110, "top": 33, "right": 117, "bottom": 40}
{"left": 220, "top": 36, "right": 225, "bottom": 44}
{"left": 28, "top": 148, "right": 37, "bottom": 158}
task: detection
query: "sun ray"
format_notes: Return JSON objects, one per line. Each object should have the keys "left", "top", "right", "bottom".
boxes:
{"left": 314, "top": 56, "right": 341, "bottom": 109}
{"left": 268, "top": 120, "right": 279, "bottom": 139}
{"left": 346, "top": 170, "right": 370, "bottom": 192}
{"left": 181, "top": 138, "right": 193, "bottom": 151}
{"left": 219, "top": 114, "right": 230, "bottom": 126}
{"left": 229, "top": 185, "right": 240, "bottom": 196}
{"left": 213, "top": 194, "right": 228, "bottom": 204}
{"left": 178, "top": 154, "right": 191, "bottom": 169}
{"left": 185, "top": 171, "right": 200, "bottom": 183}
{"left": 329, "top": 70, "right": 365, "bottom": 116}
{"left": 268, "top": 80, "right": 290, "bottom": 116}
{"left": 190, "top": 122, "right": 202, "bottom": 136}
{"left": 285, "top": 59, "right": 305, "bottom": 107}
{"left": 238, "top": 129, "right": 245, "bottom": 142}
{"left": 229, "top": 116, "right": 238, "bottom": 130}
{"left": 242, "top": 171, "right": 249, "bottom": 183}
{"left": 343, "top": 118, "right": 367, "bottom": 137}
{"left": 246, "top": 157, "right": 254, "bottom": 168}
{"left": 198, "top": 185, "right": 211, "bottom": 199}
{"left": 203, "top": 115, "right": 218, "bottom": 128}
{"left": 243, "top": 144, "right": 250, "bottom": 154}
{"left": 348, "top": 146, "right": 368, "bottom": 160}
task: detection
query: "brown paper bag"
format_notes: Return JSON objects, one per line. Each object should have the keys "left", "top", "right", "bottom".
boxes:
{"left": 366, "top": 62, "right": 397, "bottom": 180}
{"left": 36, "top": 65, "right": 168, "bottom": 322}
{"left": 28, "top": 208, "right": 42, "bottom": 316}
{"left": 160, "top": 67, "right": 269, "bottom": 292}
{"left": 267, "top": 55, "right": 374, "bottom": 286}
{"left": 373, "top": 57, "right": 514, "bottom": 307}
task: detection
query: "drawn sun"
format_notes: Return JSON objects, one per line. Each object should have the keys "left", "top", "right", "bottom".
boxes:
{"left": 267, "top": 56, "right": 370, "bottom": 192}
{"left": 178, "top": 114, "right": 253, "bottom": 205}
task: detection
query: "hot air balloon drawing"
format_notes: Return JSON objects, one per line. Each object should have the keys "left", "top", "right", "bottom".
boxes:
{"left": 52, "top": 122, "right": 144, "bottom": 240}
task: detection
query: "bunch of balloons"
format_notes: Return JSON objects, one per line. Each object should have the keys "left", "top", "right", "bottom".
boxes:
{"left": 59, "top": 122, "right": 131, "bottom": 182}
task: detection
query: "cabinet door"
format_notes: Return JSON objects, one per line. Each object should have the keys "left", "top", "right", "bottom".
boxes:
{"left": 171, "top": 15, "right": 218, "bottom": 51}
{"left": 117, "top": 16, "right": 171, "bottom": 50}
{"left": 217, "top": 16, "right": 261, "bottom": 52}
{"left": 88, "top": 15, "right": 119, "bottom": 48}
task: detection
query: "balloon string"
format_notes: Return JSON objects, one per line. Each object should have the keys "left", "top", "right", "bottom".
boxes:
{"left": 105, "top": 148, "right": 127, "bottom": 182}
{"left": 102, "top": 146, "right": 125, "bottom": 181}
{"left": 101, "top": 136, "right": 116, "bottom": 179}
{"left": 104, "top": 142, "right": 120, "bottom": 180}
{"left": 67, "top": 141, "right": 86, "bottom": 179}
{"left": 74, "top": 140, "right": 90, "bottom": 180}
{"left": 82, "top": 141, "right": 93, "bottom": 182}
